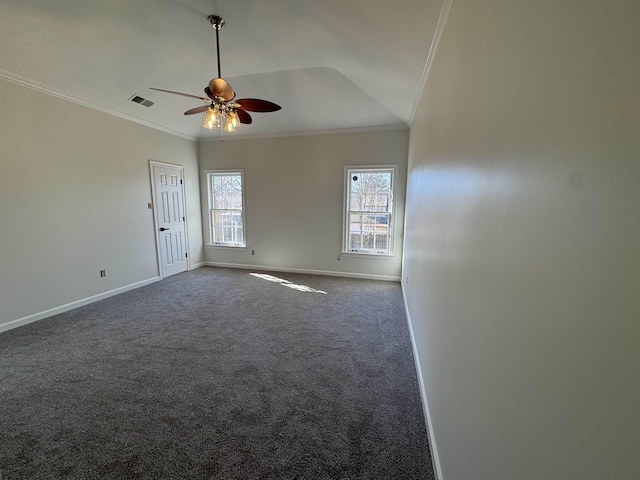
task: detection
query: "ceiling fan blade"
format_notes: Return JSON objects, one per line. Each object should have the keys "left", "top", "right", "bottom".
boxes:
{"left": 208, "top": 78, "right": 235, "bottom": 101}
{"left": 184, "top": 105, "right": 211, "bottom": 116}
{"left": 150, "top": 88, "right": 210, "bottom": 102}
{"left": 236, "top": 98, "right": 282, "bottom": 112}
{"left": 236, "top": 109, "right": 253, "bottom": 125}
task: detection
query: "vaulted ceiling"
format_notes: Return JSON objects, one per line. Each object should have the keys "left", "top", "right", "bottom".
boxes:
{"left": 0, "top": 0, "right": 443, "bottom": 140}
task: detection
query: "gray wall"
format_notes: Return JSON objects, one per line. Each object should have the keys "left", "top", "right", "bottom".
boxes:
{"left": 199, "top": 130, "right": 408, "bottom": 280}
{"left": 0, "top": 79, "right": 203, "bottom": 329}
{"left": 404, "top": 1, "right": 640, "bottom": 479}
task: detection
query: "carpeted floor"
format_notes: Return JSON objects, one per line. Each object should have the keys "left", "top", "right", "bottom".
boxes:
{"left": 0, "top": 267, "right": 433, "bottom": 479}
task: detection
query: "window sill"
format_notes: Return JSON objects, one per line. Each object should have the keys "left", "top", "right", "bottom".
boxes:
{"left": 340, "top": 251, "right": 395, "bottom": 260}
{"left": 206, "top": 244, "right": 246, "bottom": 250}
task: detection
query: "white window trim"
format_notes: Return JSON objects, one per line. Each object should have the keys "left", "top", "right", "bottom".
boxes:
{"left": 205, "top": 244, "right": 247, "bottom": 251}
{"left": 205, "top": 169, "right": 246, "bottom": 248}
{"left": 342, "top": 165, "right": 397, "bottom": 257}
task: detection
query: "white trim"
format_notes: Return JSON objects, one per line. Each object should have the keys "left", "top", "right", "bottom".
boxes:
{"left": 204, "top": 262, "right": 400, "bottom": 282}
{"left": 198, "top": 124, "right": 408, "bottom": 142}
{"left": 0, "top": 69, "right": 196, "bottom": 141}
{"left": 339, "top": 252, "right": 395, "bottom": 260}
{"left": 408, "top": 0, "right": 454, "bottom": 126}
{"left": 205, "top": 244, "right": 247, "bottom": 250}
{"left": 343, "top": 165, "right": 397, "bottom": 255}
{"left": 190, "top": 261, "right": 206, "bottom": 269}
{"left": 149, "top": 161, "right": 191, "bottom": 279}
{"left": 205, "top": 169, "right": 247, "bottom": 247}
{"left": 401, "top": 281, "right": 443, "bottom": 480}
{"left": 0, "top": 277, "right": 161, "bottom": 334}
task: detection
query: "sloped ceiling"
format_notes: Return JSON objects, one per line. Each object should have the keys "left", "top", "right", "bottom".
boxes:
{"left": 0, "top": 0, "right": 444, "bottom": 140}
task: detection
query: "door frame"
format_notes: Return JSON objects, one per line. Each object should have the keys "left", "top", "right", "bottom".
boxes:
{"left": 149, "top": 160, "right": 191, "bottom": 279}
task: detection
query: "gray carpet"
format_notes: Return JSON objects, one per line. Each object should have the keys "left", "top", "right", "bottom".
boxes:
{"left": 0, "top": 267, "right": 433, "bottom": 479}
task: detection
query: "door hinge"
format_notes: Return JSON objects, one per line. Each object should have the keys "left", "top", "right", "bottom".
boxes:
{"left": 180, "top": 179, "right": 183, "bottom": 184}
{"left": 185, "top": 252, "right": 188, "bottom": 257}
{"left": 182, "top": 216, "right": 185, "bottom": 221}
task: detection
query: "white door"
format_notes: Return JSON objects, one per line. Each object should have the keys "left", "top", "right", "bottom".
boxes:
{"left": 152, "top": 163, "right": 188, "bottom": 278}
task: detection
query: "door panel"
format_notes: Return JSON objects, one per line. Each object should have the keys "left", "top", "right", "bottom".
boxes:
{"left": 153, "top": 164, "right": 188, "bottom": 277}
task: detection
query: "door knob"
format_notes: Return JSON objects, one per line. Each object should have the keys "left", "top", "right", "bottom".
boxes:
{"left": 159, "top": 227, "right": 170, "bottom": 231}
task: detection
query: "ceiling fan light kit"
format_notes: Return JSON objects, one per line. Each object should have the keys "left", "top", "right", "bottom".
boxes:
{"left": 151, "top": 15, "right": 281, "bottom": 134}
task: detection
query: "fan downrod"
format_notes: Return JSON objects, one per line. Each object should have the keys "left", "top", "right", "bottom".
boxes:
{"left": 208, "top": 15, "right": 224, "bottom": 29}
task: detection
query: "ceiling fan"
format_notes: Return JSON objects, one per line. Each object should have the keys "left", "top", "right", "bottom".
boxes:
{"left": 150, "top": 15, "right": 281, "bottom": 133}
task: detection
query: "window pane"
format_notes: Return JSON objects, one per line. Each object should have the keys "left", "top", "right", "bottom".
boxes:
{"left": 213, "top": 225, "right": 223, "bottom": 243}
{"left": 209, "top": 171, "right": 245, "bottom": 246}
{"left": 212, "top": 175, "right": 242, "bottom": 209}
{"left": 348, "top": 213, "right": 390, "bottom": 253}
{"left": 349, "top": 171, "right": 391, "bottom": 212}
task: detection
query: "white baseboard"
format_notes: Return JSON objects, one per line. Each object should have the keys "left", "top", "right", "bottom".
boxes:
{"left": 401, "top": 281, "right": 443, "bottom": 480}
{"left": 190, "top": 261, "right": 206, "bottom": 270}
{"left": 0, "top": 276, "right": 161, "bottom": 334}
{"left": 204, "top": 262, "right": 400, "bottom": 282}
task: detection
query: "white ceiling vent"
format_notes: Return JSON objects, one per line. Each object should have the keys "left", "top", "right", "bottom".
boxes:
{"left": 129, "top": 95, "right": 154, "bottom": 108}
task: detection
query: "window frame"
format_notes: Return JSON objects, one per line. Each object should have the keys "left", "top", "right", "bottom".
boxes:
{"left": 205, "top": 169, "right": 246, "bottom": 248}
{"left": 342, "top": 165, "right": 397, "bottom": 257}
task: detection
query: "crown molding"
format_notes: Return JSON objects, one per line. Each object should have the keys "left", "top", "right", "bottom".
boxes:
{"left": 0, "top": 69, "right": 409, "bottom": 143}
{"left": 408, "top": 0, "right": 454, "bottom": 126}
{"left": 0, "top": 69, "right": 197, "bottom": 141}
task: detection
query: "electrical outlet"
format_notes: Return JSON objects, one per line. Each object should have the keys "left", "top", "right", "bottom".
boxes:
{"left": 337, "top": 254, "right": 341, "bottom": 261}
{"left": 100, "top": 270, "right": 106, "bottom": 277}
{"left": 251, "top": 250, "right": 255, "bottom": 255}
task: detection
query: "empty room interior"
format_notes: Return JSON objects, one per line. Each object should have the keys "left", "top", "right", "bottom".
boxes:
{"left": 1, "top": 1, "right": 639, "bottom": 479}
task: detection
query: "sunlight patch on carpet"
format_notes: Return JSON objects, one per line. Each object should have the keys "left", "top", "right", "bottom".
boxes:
{"left": 250, "top": 273, "right": 327, "bottom": 294}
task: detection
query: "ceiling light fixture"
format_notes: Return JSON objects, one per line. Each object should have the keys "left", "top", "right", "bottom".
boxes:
{"left": 203, "top": 15, "right": 235, "bottom": 132}
{"left": 150, "top": 15, "right": 281, "bottom": 134}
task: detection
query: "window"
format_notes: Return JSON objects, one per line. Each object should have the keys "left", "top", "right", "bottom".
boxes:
{"left": 206, "top": 170, "right": 245, "bottom": 247}
{"left": 344, "top": 166, "right": 395, "bottom": 255}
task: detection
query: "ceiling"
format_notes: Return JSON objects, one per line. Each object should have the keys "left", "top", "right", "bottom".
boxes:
{"left": 0, "top": 0, "right": 443, "bottom": 140}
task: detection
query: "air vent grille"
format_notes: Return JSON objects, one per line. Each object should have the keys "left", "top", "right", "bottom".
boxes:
{"left": 129, "top": 95, "right": 154, "bottom": 107}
